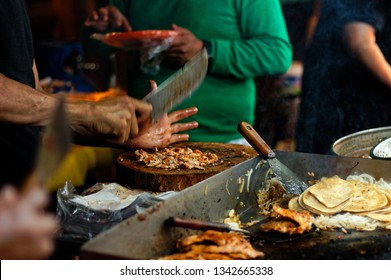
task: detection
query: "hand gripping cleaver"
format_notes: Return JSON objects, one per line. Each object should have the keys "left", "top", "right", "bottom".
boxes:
{"left": 143, "top": 48, "right": 208, "bottom": 122}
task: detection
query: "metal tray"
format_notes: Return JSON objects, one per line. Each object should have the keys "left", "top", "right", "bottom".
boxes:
{"left": 81, "top": 151, "right": 391, "bottom": 260}
{"left": 332, "top": 126, "right": 391, "bottom": 158}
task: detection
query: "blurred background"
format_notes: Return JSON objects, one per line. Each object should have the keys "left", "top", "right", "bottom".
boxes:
{"left": 27, "top": 0, "right": 317, "bottom": 151}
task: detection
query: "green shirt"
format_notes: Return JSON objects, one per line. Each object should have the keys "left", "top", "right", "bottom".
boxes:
{"left": 84, "top": 0, "right": 292, "bottom": 142}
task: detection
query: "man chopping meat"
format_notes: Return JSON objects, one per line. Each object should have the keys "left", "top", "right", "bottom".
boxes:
{"left": 0, "top": 0, "right": 198, "bottom": 259}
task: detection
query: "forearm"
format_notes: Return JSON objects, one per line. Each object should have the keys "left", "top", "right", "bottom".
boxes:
{"left": 0, "top": 73, "right": 56, "bottom": 125}
{"left": 344, "top": 22, "right": 391, "bottom": 90}
{"left": 207, "top": 0, "right": 292, "bottom": 79}
{"left": 0, "top": 73, "right": 149, "bottom": 148}
{"left": 354, "top": 42, "right": 391, "bottom": 90}
{"left": 0, "top": 73, "right": 94, "bottom": 131}
{"left": 208, "top": 37, "right": 292, "bottom": 78}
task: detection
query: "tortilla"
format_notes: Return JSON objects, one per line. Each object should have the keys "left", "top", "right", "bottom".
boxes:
{"left": 299, "top": 188, "right": 352, "bottom": 215}
{"left": 308, "top": 176, "right": 356, "bottom": 208}
{"left": 343, "top": 181, "right": 389, "bottom": 213}
{"left": 288, "top": 196, "right": 306, "bottom": 212}
{"left": 365, "top": 213, "right": 391, "bottom": 223}
{"left": 357, "top": 190, "right": 391, "bottom": 214}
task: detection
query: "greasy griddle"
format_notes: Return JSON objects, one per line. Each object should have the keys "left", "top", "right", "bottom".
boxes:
{"left": 252, "top": 229, "right": 391, "bottom": 260}
{"left": 116, "top": 142, "right": 257, "bottom": 191}
{"left": 81, "top": 151, "right": 391, "bottom": 260}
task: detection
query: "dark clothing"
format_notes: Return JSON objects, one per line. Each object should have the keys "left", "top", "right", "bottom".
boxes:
{"left": 281, "top": 0, "right": 314, "bottom": 61}
{"left": 296, "top": 0, "right": 391, "bottom": 154}
{"left": 0, "top": 0, "right": 40, "bottom": 187}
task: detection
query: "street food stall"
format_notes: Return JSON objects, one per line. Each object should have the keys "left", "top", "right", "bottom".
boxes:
{"left": 79, "top": 147, "right": 391, "bottom": 260}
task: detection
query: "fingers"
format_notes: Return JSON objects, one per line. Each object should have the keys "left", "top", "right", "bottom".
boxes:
{"left": 85, "top": 8, "right": 109, "bottom": 28}
{"left": 170, "top": 24, "right": 194, "bottom": 45}
{"left": 168, "top": 107, "right": 198, "bottom": 122}
{"left": 166, "top": 25, "right": 203, "bottom": 63}
{"left": 171, "top": 121, "right": 199, "bottom": 134}
{"left": 17, "top": 189, "right": 57, "bottom": 236}
{"left": 107, "top": 6, "right": 132, "bottom": 31}
{"left": 23, "top": 215, "right": 58, "bottom": 237}
{"left": 0, "top": 186, "right": 18, "bottom": 210}
{"left": 124, "top": 97, "right": 152, "bottom": 141}
{"left": 169, "top": 133, "right": 190, "bottom": 145}
{"left": 97, "top": 7, "right": 110, "bottom": 22}
{"left": 120, "top": 17, "right": 132, "bottom": 32}
{"left": 129, "top": 110, "right": 139, "bottom": 138}
{"left": 21, "top": 188, "right": 48, "bottom": 212}
{"left": 132, "top": 98, "right": 153, "bottom": 124}
{"left": 110, "top": 96, "right": 152, "bottom": 142}
{"left": 171, "top": 24, "right": 187, "bottom": 33}
{"left": 148, "top": 80, "right": 158, "bottom": 94}
{"left": 84, "top": 6, "right": 132, "bottom": 31}
{"left": 84, "top": 11, "right": 101, "bottom": 26}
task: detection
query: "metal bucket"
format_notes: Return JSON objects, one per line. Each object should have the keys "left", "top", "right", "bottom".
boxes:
{"left": 332, "top": 127, "right": 391, "bottom": 158}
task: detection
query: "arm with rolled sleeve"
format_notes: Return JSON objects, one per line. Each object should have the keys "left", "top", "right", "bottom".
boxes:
{"left": 207, "top": 0, "right": 292, "bottom": 79}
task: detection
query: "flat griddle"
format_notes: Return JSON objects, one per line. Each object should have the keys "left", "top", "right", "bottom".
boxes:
{"left": 81, "top": 151, "right": 391, "bottom": 260}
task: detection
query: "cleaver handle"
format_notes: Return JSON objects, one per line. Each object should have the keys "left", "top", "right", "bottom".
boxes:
{"left": 238, "top": 122, "right": 276, "bottom": 159}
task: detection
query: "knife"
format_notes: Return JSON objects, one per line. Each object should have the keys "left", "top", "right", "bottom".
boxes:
{"left": 143, "top": 48, "right": 208, "bottom": 122}
{"left": 23, "top": 96, "right": 72, "bottom": 192}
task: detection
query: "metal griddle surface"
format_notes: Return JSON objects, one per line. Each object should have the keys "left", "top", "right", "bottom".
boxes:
{"left": 251, "top": 229, "right": 391, "bottom": 259}
{"left": 81, "top": 151, "right": 391, "bottom": 260}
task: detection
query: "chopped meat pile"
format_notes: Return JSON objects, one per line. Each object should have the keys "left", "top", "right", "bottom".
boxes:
{"left": 159, "top": 230, "right": 264, "bottom": 260}
{"left": 260, "top": 204, "right": 312, "bottom": 235}
{"left": 135, "top": 147, "right": 219, "bottom": 170}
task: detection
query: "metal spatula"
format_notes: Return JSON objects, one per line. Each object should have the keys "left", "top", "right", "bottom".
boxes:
{"left": 238, "top": 122, "right": 307, "bottom": 195}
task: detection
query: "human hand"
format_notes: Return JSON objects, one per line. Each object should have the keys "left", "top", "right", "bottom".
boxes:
{"left": 69, "top": 95, "right": 152, "bottom": 145}
{"left": 125, "top": 80, "right": 198, "bottom": 148}
{"left": 126, "top": 107, "right": 199, "bottom": 149}
{"left": 0, "top": 186, "right": 58, "bottom": 260}
{"left": 84, "top": 5, "right": 132, "bottom": 32}
{"left": 166, "top": 24, "right": 204, "bottom": 65}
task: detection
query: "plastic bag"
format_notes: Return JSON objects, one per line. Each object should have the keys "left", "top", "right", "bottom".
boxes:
{"left": 91, "top": 30, "right": 176, "bottom": 75}
{"left": 56, "top": 181, "right": 176, "bottom": 242}
{"left": 139, "top": 37, "right": 174, "bottom": 75}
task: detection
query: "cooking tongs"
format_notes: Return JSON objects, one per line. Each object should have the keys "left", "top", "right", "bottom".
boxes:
{"left": 238, "top": 122, "right": 307, "bottom": 195}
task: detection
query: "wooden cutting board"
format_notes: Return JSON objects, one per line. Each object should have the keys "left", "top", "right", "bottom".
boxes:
{"left": 115, "top": 142, "right": 258, "bottom": 192}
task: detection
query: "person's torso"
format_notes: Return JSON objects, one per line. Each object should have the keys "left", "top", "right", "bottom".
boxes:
{"left": 304, "top": 0, "right": 391, "bottom": 102}
{"left": 113, "top": 0, "right": 257, "bottom": 142}
{"left": 0, "top": 0, "right": 40, "bottom": 187}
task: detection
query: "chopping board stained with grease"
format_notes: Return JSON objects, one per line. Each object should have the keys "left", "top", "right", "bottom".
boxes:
{"left": 116, "top": 142, "right": 258, "bottom": 192}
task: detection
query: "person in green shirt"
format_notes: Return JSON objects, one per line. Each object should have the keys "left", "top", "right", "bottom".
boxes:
{"left": 83, "top": 0, "right": 292, "bottom": 143}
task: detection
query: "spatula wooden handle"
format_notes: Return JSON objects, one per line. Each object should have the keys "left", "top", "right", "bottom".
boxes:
{"left": 238, "top": 122, "right": 275, "bottom": 158}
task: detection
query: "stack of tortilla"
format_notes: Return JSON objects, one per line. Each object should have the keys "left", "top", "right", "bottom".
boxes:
{"left": 288, "top": 175, "right": 391, "bottom": 228}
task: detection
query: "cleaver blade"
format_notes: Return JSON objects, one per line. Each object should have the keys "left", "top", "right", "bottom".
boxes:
{"left": 143, "top": 48, "right": 208, "bottom": 122}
